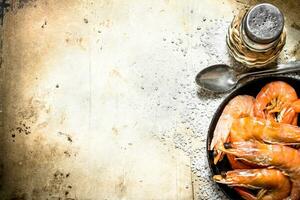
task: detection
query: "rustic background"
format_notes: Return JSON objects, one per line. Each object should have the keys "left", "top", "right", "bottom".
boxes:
{"left": 0, "top": 0, "right": 299, "bottom": 199}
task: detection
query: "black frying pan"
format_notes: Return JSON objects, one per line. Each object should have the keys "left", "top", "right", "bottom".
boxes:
{"left": 206, "top": 76, "right": 300, "bottom": 200}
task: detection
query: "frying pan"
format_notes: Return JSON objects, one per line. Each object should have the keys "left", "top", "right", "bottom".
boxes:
{"left": 206, "top": 76, "right": 300, "bottom": 200}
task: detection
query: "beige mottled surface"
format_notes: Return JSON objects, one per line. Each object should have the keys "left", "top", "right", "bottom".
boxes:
{"left": 0, "top": 0, "right": 299, "bottom": 199}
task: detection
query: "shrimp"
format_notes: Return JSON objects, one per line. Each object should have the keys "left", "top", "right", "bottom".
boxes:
{"left": 211, "top": 95, "right": 255, "bottom": 164}
{"left": 230, "top": 117, "right": 300, "bottom": 145}
{"left": 226, "top": 150, "right": 255, "bottom": 169}
{"left": 292, "top": 99, "right": 300, "bottom": 113}
{"left": 213, "top": 169, "right": 291, "bottom": 200}
{"left": 254, "top": 81, "right": 298, "bottom": 124}
{"left": 220, "top": 141, "right": 300, "bottom": 200}
{"left": 226, "top": 135, "right": 260, "bottom": 169}
{"left": 227, "top": 116, "right": 300, "bottom": 170}
{"left": 228, "top": 117, "right": 300, "bottom": 170}
{"left": 291, "top": 99, "right": 300, "bottom": 126}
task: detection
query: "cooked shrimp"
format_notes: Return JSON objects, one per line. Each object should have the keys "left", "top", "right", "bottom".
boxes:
{"left": 226, "top": 151, "right": 254, "bottom": 169}
{"left": 211, "top": 95, "right": 255, "bottom": 164}
{"left": 230, "top": 117, "right": 300, "bottom": 145}
{"left": 291, "top": 99, "right": 300, "bottom": 125}
{"left": 292, "top": 114, "right": 298, "bottom": 126}
{"left": 292, "top": 99, "right": 300, "bottom": 112}
{"left": 226, "top": 135, "right": 259, "bottom": 169}
{"left": 220, "top": 141, "right": 300, "bottom": 200}
{"left": 213, "top": 169, "right": 291, "bottom": 200}
{"left": 254, "top": 81, "right": 298, "bottom": 124}
{"left": 227, "top": 116, "right": 300, "bottom": 169}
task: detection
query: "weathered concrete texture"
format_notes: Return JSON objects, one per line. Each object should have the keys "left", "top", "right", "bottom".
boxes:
{"left": 0, "top": 0, "right": 299, "bottom": 199}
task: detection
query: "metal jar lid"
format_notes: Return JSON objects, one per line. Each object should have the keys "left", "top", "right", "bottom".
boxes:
{"left": 244, "top": 3, "right": 284, "bottom": 44}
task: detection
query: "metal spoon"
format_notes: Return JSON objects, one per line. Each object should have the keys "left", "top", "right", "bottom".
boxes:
{"left": 195, "top": 60, "right": 300, "bottom": 93}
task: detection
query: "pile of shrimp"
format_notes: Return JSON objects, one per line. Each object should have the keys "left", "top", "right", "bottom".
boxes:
{"left": 211, "top": 81, "right": 300, "bottom": 200}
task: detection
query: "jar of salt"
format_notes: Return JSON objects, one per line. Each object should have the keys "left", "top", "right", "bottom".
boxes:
{"left": 227, "top": 3, "right": 286, "bottom": 68}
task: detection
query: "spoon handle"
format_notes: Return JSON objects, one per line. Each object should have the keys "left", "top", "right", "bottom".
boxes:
{"left": 238, "top": 60, "right": 300, "bottom": 80}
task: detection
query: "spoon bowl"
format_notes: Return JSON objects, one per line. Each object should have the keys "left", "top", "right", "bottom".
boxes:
{"left": 195, "top": 64, "right": 238, "bottom": 93}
